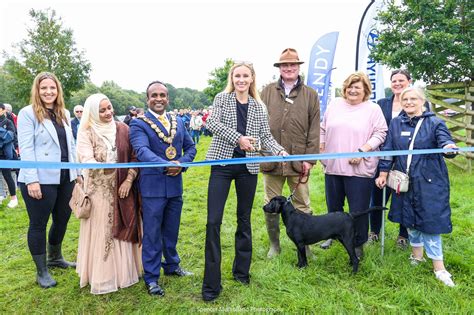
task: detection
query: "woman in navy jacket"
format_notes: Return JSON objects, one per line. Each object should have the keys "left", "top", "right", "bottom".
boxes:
{"left": 370, "top": 69, "right": 431, "bottom": 248}
{"left": 376, "top": 87, "right": 458, "bottom": 287}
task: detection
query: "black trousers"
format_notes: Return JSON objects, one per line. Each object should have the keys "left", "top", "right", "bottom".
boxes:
{"left": 202, "top": 164, "right": 257, "bottom": 299}
{"left": 370, "top": 170, "right": 408, "bottom": 238}
{"left": 324, "top": 174, "right": 372, "bottom": 247}
{"left": 1, "top": 168, "right": 16, "bottom": 196}
{"left": 19, "top": 170, "right": 75, "bottom": 256}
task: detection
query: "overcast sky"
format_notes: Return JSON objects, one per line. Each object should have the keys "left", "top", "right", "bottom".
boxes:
{"left": 1, "top": 0, "right": 388, "bottom": 93}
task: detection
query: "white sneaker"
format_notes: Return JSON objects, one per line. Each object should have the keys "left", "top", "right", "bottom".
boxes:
{"left": 434, "top": 270, "right": 455, "bottom": 287}
{"left": 7, "top": 199, "right": 18, "bottom": 208}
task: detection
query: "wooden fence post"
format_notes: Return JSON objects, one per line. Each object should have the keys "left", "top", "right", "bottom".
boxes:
{"left": 426, "top": 80, "right": 473, "bottom": 173}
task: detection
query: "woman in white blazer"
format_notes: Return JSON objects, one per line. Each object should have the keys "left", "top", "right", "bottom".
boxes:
{"left": 18, "top": 72, "right": 80, "bottom": 288}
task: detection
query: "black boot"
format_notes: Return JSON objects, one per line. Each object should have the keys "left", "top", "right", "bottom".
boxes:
{"left": 32, "top": 254, "right": 57, "bottom": 288}
{"left": 47, "top": 243, "right": 76, "bottom": 268}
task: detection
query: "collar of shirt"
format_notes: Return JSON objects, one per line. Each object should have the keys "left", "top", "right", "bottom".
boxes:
{"left": 148, "top": 109, "right": 170, "bottom": 130}
{"left": 148, "top": 109, "right": 168, "bottom": 121}
{"left": 282, "top": 78, "right": 299, "bottom": 97}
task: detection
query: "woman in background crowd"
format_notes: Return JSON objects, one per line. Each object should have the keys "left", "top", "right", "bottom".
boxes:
{"left": 0, "top": 102, "right": 18, "bottom": 208}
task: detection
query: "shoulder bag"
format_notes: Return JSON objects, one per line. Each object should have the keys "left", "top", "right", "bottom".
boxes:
{"left": 387, "top": 118, "right": 424, "bottom": 194}
{"left": 69, "top": 180, "right": 92, "bottom": 219}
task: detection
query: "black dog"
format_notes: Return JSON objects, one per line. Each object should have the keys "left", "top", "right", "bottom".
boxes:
{"left": 263, "top": 196, "right": 386, "bottom": 273}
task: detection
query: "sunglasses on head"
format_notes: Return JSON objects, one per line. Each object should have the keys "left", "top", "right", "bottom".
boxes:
{"left": 233, "top": 60, "right": 253, "bottom": 67}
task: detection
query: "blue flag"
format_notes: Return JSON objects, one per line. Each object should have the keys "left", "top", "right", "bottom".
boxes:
{"left": 306, "top": 31, "right": 339, "bottom": 120}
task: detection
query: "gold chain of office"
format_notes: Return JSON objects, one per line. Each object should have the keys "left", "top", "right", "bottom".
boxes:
{"left": 137, "top": 115, "right": 178, "bottom": 159}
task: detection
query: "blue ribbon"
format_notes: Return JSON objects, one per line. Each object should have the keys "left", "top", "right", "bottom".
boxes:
{"left": 0, "top": 147, "right": 472, "bottom": 169}
{"left": 0, "top": 147, "right": 474, "bottom": 169}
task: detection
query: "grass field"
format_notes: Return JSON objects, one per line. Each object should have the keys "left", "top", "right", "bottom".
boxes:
{"left": 1, "top": 136, "right": 473, "bottom": 314}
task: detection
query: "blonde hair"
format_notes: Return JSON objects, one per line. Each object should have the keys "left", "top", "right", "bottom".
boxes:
{"left": 342, "top": 71, "right": 372, "bottom": 102}
{"left": 224, "top": 63, "right": 262, "bottom": 104}
{"left": 30, "top": 72, "right": 68, "bottom": 126}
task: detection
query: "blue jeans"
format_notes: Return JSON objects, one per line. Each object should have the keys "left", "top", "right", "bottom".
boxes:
{"left": 191, "top": 130, "right": 200, "bottom": 144}
{"left": 408, "top": 228, "right": 443, "bottom": 260}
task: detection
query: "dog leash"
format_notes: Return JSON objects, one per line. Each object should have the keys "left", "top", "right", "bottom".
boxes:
{"left": 287, "top": 171, "right": 309, "bottom": 202}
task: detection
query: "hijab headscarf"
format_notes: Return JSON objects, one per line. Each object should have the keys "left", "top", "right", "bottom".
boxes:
{"left": 80, "top": 93, "right": 116, "bottom": 152}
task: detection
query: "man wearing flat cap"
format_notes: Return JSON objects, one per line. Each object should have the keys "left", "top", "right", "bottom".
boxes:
{"left": 260, "top": 48, "right": 320, "bottom": 258}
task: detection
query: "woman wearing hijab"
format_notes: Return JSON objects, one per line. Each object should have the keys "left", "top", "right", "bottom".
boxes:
{"left": 75, "top": 93, "right": 141, "bottom": 294}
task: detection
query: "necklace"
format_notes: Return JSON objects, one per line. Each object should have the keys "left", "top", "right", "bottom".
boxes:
{"left": 138, "top": 114, "right": 178, "bottom": 159}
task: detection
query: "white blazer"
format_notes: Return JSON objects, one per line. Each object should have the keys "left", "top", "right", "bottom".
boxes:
{"left": 18, "top": 105, "right": 79, "bottom": 185}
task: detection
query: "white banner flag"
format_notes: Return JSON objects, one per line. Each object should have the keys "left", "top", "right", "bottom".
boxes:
{"left": 356, "top": 0, "right": 386, "bottom": 101}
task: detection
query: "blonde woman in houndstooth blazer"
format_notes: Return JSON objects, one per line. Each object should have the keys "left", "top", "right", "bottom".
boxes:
{"left": 201, "top": 62, "right": 287, "bottom": 302}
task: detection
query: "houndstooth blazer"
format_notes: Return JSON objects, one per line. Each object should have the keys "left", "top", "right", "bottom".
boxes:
{"left": 206, "top": 92, "right": 284, "bottom": 174}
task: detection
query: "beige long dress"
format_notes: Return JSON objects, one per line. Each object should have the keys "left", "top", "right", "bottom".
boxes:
{"left": 76, "top": 128, "right": 141, "bottom": 294}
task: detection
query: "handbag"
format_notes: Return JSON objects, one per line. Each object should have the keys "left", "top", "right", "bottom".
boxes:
{"left": 387, "top": 169, "right": 409, "bottom": 194}
{"left": 69, "top": 181, "right": 92, "bottom": 219}
{"left": 386, "top": 118, "right": 424, "bottom": 194}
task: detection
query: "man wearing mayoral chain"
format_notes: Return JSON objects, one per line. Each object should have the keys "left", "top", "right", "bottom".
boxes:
{"left": 129, "top": 80, "right": 196, "bottom": 296}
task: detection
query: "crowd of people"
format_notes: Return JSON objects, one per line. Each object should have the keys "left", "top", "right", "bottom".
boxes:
{"left": 123, "top": 104, "right": 212, "bottom": 144}
{"left": 1, "top": 47, "right": 460, "bottom": 299}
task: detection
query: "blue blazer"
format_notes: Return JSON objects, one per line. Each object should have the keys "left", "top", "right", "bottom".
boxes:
{"left": 18, "top": 105, "right": 79, "bottom": 185}
{"left": 129, "top": 111, "right": 196, "bottom": 198}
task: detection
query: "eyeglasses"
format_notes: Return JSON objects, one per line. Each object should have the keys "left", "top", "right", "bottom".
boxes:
{"left": 75, "top": 110, "right": 83, "bottom": 113}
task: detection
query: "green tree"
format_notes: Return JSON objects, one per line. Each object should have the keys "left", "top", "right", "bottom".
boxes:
{"left": 0, "top": 66, "right": 20, "bottom": 110}
{"left": 2, "top": 8, "right": 91, "bottom": 107}
{"left": 68, "top": 81, "right": 100, "bottom": 107}
{"left": 203, "top": 58, "right": 233, "bottom": 101}
{"left": 168, "top": 84, "right": 211, "bottom": 110}
{"left": 371, "top": 0, "right": 473, "bottom": 84}
{"left": 69, "top": 81, "right": 145, "bottom": 115}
